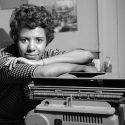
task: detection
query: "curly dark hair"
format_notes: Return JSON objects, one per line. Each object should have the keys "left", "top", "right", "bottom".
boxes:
{"left": 9, "top": 4, "right": 55, "bottom": 45}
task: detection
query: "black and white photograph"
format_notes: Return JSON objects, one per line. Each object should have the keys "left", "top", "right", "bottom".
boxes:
{"left": 0, "top": 0, "right": 125, "bottom": 125}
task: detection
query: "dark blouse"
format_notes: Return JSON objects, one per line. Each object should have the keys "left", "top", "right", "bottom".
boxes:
{"left": 0, "top": 44, "right": 64, "bottom": 120}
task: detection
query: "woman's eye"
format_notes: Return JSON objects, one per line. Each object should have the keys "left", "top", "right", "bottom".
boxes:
{"left": 20, "top": 39, "right": 28, "bottom": 43}
{"left": 36, "top": 39, "right": 43, "bottom": 44}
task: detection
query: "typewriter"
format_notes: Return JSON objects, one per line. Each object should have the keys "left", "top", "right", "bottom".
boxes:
{"left": 25, "top": 72, "right": 125, "bottom": 125}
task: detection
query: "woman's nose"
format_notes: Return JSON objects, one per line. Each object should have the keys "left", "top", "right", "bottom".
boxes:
{"left": 27, "top": 42, "right": 35, "bottom": 52}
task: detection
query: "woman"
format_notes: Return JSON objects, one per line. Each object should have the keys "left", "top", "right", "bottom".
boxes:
{"left": 0, "top": 4, "right": 97, "bottom": 125}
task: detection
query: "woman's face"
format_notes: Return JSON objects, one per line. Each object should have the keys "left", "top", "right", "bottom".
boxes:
{"left": 17, "top": 27, "right": 47, "bottom": 60}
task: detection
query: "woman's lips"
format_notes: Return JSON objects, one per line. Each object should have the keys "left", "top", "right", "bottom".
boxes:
{"left": 25, "top": 54, "right": 38, "bottom": 59}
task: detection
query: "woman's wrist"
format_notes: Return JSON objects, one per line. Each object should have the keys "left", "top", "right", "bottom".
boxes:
{"left": 36, "top": 59, "right": 44, "bottom": 66}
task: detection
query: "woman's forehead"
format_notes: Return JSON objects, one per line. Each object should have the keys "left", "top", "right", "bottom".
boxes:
{"left": 19, "top": 27, "right": 46, "bottom": 37}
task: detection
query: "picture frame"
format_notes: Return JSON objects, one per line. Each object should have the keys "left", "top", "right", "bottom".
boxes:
{"left": 44, "top": 0, "right": 78, "bottom": 33}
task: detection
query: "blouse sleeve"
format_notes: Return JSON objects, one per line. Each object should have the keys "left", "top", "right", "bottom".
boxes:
{"left": 0, "top": 47, "right": 37, "bottom": 83}
{"left": 43, "top": 48, "right": 66, "bottom": 58}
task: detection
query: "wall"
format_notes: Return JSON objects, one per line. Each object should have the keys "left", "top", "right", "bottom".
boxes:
{"left": 118, "top": 0, "right": 125, "bottom": 75}
{"left": 0, "top": 9, "right": 12, "bottom": 34}
{"left": 0, "top": 0, "right": 99, "bottom": 53}
{"left": 98, "top": 0, "right": 125, "bottom": 75}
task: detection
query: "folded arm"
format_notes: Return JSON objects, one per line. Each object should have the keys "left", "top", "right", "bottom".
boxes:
{"left": 0, "top": 56, "right": 97, "bottom": 82}
{"left": 33, "top": 63, "right": 98, "bottom": 77}
{"left": 0, "top": 47, "right": 97, "bottom": 82}
{"left": 42, "top": 48, "right": 94, "bottom": 65}
{"left": 6, "top": 48, "right": 94, "bottom": 68}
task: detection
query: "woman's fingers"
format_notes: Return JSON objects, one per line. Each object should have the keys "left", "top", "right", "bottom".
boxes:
{"left": 13, "top": 58, "right": 21, "bottom": 68}
{"left": 5, "top": 57, "right": 39, "bottom": 70}
{"left": 10, "top": 57, "right": 26, "bottom": 69}
{"left": 5, "top": 57, "right": 15, "bottom": 66}
{"left": 8, "top": 58, "right": 16, "bottom": 70}
{"left": 9, "top": 59, "right": 15, "bottom": 70}
{"left": 85, "top": 66, "right": 98, "bottom": 73}
{"left": 5, "top": 57, "right": 20, "bottom": 70}
{"left": 5, "top": 57, "right": 16, "bottom": 70}
{"left": 5, "top": 59, "right": 13, "bottom": 66}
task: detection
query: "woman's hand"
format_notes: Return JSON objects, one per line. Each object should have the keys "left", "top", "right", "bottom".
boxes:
{"left": 83, "top": 65, "right": 98, "bottom": 73}
{"left": 5, "top": 57, "right": 42, "bottom": 70}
